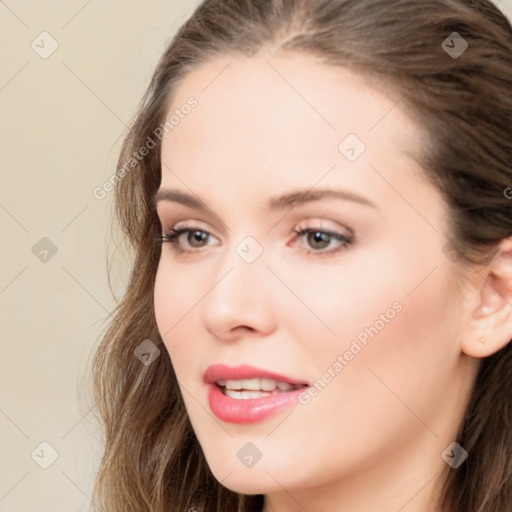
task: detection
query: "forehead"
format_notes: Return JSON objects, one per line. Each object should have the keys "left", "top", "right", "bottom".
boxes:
{"left": 160, "top": 51, "right": 426, "bottom": 194}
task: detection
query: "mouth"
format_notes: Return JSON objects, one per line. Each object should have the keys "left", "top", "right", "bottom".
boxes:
{"left": 204, "top": 364, "right": 310, "bottom": 424}
{"left": 215, "top": 377, "right": 308, "bottom": 399}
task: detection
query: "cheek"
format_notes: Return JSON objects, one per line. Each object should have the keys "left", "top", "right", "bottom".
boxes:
{"left": 153, "top": 261, "right": 199, "bottom": 370}
{"left": 310, "top": 263, "right": 462, "bottom": 443}
{"left": 154, "top": 256, "right": 201, "bottom": 329}
{"left": 154, "top": 263, "right": 174, "bottom": 338}
{"left": 258, "top": 268, "right": 462, "bottom": 491}
{"left": 291, "top": 236, "right": 462, "bottom": 421}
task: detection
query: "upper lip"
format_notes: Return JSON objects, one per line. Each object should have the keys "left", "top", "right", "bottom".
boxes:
{"left": 204, "top": 364, "right": 309, "bottom": 386}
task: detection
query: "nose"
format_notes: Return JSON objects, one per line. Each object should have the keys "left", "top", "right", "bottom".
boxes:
{"left": 200, "top": 244, "right": 277, "bottom": 340}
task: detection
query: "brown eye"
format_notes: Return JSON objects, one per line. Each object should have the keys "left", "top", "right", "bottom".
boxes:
{"left": 187, "top": 230, "right": 209, "bottom": 248}
{"left": 306, "top": 231, "right": 331, "bottom": 250}
{"left": 292, "top": 227, "right": 353, "bottom": 255}
{"left": 158, "top": 227, "right": 217, "bottom": 254}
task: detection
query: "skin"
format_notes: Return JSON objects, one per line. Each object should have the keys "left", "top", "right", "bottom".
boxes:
{"left": 153, "top": 50, "right": 512, "bottom": 512}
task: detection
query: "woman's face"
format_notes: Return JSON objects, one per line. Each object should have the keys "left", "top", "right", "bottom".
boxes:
{"left": 154, "top": 51, "right": 479, "bottom": 510}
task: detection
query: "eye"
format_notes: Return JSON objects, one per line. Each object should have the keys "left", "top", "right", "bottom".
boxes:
{"left": 157, "top": 224, "right": 354, "bottom": 257}
{"left": 291, "top": 227, "right": 353, "bottom": 256}
{"left": 157, "top": 227, "right": 216, "bottom": 255}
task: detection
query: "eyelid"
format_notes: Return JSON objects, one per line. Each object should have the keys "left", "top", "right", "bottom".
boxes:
{"left": 156, "top": 207, "right": 228, "bottom": 237}
{"left": 168, "top": 218, "right": 212, "bottom": 230}
{"left": 294, "top": 218, "right": 353, "bottom": 236}
{"left": 165, "top": 219, "right": 351, "bottom": 242}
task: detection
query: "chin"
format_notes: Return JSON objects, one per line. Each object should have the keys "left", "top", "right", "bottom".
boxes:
{"left": 208, "top": 462, "right": 282, "bottom": 495}
{"left": 217, "top": 476, "right": 275, "bottom": 495}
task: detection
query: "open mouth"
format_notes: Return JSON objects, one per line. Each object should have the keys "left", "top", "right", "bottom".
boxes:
{"left": 216, "top": 377, "right": 308, "bottom": 399}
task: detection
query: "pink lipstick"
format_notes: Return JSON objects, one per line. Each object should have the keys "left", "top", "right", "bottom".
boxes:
{"left": 204, "top": 364, "right": 309, "bottom": 424}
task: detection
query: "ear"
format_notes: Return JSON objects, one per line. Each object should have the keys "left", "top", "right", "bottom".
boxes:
{"left": 461, "top": 236, "right": 512, "bottom": 358}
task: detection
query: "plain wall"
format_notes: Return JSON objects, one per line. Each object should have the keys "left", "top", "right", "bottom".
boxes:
{"left": 0, "top": 2, "right": 203, "bottom": 511}
{"left": 0, "top": 1, "right": 511, "bottom": 510}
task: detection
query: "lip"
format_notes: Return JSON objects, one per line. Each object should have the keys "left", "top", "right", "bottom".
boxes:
{"left": 204, "top": 364, "right": 310, "bottom": 424}
{"left": 203, "top": 363, "right": 309, "bottom": 386}
{"left": 206, "top": 384, "right": 308, "bottom": 424}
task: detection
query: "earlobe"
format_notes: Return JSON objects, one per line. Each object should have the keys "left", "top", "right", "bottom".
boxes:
{"left": 461, "top": 237, "right": 512, "bottom": 359}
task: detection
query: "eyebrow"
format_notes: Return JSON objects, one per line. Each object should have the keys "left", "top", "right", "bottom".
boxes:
{"left": 152, "top": 187, "right": 378, "bottom": 212}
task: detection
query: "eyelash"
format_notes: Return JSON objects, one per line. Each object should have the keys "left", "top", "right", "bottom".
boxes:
{"left": 157, "top": 225, "right": 353, "bottom": 257}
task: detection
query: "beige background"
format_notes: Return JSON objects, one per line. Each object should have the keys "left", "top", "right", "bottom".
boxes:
{"left": 1, "top": 1, "right": 511, "bottom": 511}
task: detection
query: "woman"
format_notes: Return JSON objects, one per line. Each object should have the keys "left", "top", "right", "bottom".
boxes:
{"left": 90, "top": 1, "right": 512, "bottom": 510}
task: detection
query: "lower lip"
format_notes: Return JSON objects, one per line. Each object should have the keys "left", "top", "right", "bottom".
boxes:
{"left": 207, "top": 384, "right": 307, "bottom": 424}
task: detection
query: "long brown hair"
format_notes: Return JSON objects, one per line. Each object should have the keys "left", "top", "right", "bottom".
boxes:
{"left": 89, "top": 1, "right": 512, "bottom": 511}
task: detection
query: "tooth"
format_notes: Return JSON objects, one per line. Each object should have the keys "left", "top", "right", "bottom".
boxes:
{"left": 224, "top": 378, "right": 264, "bottom": 390}
{"left": 242, "top": 378, "right": 261, "bottom": 390}
{"left": 220, "top": 378, "right": 299, "bottom": 392}
{"left": 224, "top": 389, "right": 261, "bottom": 399}
{"left": 261, "top": 378, "right": 277, "bottom": 391}
{"left": 225, "top": 380, "right": 243, "bottom": 390}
